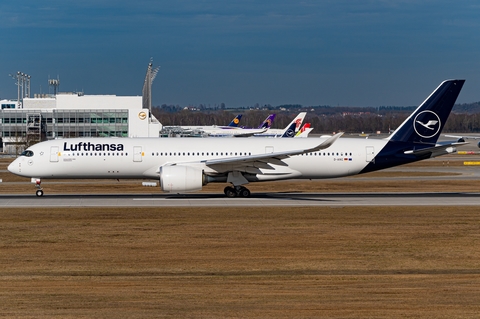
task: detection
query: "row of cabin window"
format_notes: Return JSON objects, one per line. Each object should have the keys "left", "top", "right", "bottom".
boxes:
{"left": 151, "top": 152, "right": 252, "bottom": 156}
{"left": 65, "top": 151, "right": 353, "bottom": 158}
{"left": 66, "top": 152, "right": 129, "bottom": 157}
{"left": 149, "top": 152, "right": 354, "bottom": 157}
{"left": 302, "top": 152, "right": 353, "bottom": 156}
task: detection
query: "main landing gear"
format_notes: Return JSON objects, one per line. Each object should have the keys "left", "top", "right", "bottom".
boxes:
{"left": 34, "top": 179, "right": 44, "bottom": 197}
{"left": 224, "top": 186, "right": 251, "bottom": 198}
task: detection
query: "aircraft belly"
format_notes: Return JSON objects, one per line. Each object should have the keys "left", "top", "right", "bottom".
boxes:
{"left": 285, "top": 155, "right": 366, "bottom": 179}
{"left": 36, "top": 156, "right": 150, "bottom": 179}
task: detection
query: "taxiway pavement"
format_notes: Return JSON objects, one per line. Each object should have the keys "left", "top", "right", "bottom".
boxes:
{"left": 1, "top": 192, "right": 479, "bottom": 207}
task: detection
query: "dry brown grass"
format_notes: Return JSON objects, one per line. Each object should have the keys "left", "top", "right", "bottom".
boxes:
{"left": 0, "top": 206, "right": 479, "bottom": 318}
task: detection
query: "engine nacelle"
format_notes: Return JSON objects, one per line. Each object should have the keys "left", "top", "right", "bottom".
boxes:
{"left": 160, "top": 165, "right": 205, "bottom": 193}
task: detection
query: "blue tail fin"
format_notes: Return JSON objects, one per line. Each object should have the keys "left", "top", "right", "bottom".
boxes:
{"left": 258, "top": 114, "right": 276, "bottom": 129}
{"left": 228, "top": 114, "right": 242, "bottom": 127}
{"left": 388, "top": 79, "right": 465, "bottom": 144}
{"left": 281, "top": 122, "right": 297, "bottom": 137}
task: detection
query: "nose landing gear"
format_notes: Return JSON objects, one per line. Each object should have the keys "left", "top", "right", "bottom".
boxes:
{"left": 34, "top": 179, "right": 44, "bottom": 197}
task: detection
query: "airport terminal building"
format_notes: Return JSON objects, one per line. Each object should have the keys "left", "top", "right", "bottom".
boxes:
{"left": 0, "top": 93, "right": 162, "bottom": 154}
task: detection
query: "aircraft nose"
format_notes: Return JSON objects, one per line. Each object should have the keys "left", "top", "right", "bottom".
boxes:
{"left": 7, "top": 160, "right": 17, "bottom": 174}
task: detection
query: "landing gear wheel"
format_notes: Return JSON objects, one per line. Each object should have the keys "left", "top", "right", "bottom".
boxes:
{"left": 224, "top": 186, "right": 237, "bottom": 198}
{"left": 34, "top": 179, "right": 43, "bottom": 197}
{"left": 238, "top": 187, "right": 251, "bottom": 198}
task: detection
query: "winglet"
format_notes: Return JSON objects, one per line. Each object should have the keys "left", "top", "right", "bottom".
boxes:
{"left": 305, "top": 132, "right": 343, "bottom": 153}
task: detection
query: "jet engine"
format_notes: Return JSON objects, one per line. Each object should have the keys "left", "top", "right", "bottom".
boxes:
{"left": 160, "top": 165, "right": 205, "bottom": 193}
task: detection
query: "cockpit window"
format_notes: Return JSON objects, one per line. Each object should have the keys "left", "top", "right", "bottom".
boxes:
{"left": 20, "top": 150, "right": 34, "bottom": 157}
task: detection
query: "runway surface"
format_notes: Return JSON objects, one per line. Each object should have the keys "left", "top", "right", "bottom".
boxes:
{"left": 1, "top": 192, "right": 480, "bottom": 207}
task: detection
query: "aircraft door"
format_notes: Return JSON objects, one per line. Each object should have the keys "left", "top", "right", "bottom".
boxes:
{"left": 366, "top": 146, "right": 375, "bottom": 162}
{"left": 133, "top": 146, "right": 143, "bottom": 162}
{"left": 50, "top": 146, "right": 59, "bottom": 162}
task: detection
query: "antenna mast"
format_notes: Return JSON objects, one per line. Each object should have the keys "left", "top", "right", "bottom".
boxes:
{"left": 9, "top": 71, "right": 31, "bottom": 108}
{"left": 48, "top": 76, "right": 60, "bottom": 95}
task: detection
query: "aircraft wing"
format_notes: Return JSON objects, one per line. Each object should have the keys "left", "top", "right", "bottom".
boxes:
{"left": 403, "top": 141, "right": 468, "bottom": 157}
{"left": 203, "top": 132, "right": 343, "bottom": 167}
{"left": 159, "top": 132, "right": 343, "bottom": 173}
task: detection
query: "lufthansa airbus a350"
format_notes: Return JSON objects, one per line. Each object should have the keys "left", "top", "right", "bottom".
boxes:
{"left": 8, "top": 79, "right": 466, "bottom": 197}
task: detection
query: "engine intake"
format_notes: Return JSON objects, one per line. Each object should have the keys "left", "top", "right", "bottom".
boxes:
{"left": 160, "top": 165, "right": 205, "bottom": 193}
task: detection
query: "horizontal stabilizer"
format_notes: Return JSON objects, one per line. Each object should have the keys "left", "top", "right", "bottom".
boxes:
{"left": 404, "top": 142, "right": 468, "bottom": 157}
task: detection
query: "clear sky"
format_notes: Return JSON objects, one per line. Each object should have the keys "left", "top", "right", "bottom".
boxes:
{"left": 1, "top": 0, "right": 479, "bottom": 107}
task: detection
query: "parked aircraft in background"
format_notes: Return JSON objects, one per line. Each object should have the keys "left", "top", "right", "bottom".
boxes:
{"left": 165, "top": 114, "right": 275, "bottom": 137}
{"left": 8, "top": 80, "right": 466, "bottom": 198}
{"left": 295, "top": 123, "right": 313, "bottom": 137}
{"left": 226, "top": 114, "right": 242, "bottom": 127}
{"left": 445, "top": 135, "right": 480, "bottom": 148}
{"left": 256, "top": 112, "right": 306, "bottom": 137}
{"left": 237, "top": 114, "right": 276, "bottom": 130}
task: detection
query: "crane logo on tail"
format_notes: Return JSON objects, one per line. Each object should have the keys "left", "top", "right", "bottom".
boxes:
{"left": 413, "top": 110, "right": 441, "bottom": 138}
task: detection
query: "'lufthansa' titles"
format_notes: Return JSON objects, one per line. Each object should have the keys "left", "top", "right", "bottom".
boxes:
{"left": 63, "top": 142, "right": 124, "bottom": 152}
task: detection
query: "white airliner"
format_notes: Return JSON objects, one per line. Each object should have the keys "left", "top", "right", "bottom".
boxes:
{"left": 8, "top": 79, "right": 466, "bottom": 197}
{"left": 166, "top": 114, "right": 275, "bottom": 137}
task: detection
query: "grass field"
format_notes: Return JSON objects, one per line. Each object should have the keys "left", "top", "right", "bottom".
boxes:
{"left": 0, "top": 206, "right": 479, "bottom": 318}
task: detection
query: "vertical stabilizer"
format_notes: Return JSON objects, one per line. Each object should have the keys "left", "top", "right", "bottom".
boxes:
{"left": 258, "top": 114, "right": 276, "bottom": 129}
{"left": 387, "top": 79, "right": 465, "bottom": 144}
{"left": 228, "top": 114, "right": 242, "bottom": 127}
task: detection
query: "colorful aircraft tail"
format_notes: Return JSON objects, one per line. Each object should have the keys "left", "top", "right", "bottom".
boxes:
{"left": 228, "top": 114, "right": 242, "bottom": 127}
{"left": 258, "top": 114, "right": 276, "bottom": 129}
{"left": 295, "top": 123, "right": 312, "bottom": 137}
{"left": 277, "top": 112, "right": 307, "bottom": 137}
{"left": 281, "top": 122, "right": 297, "bottom": 137}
